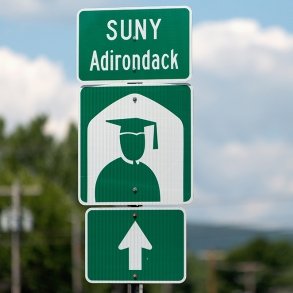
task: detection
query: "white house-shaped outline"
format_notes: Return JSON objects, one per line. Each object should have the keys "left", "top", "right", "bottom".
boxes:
{"left": 87, "top": 93, "right": 183, "bottom": 204}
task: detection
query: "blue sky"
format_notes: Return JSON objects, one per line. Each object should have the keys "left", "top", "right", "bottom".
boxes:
{"left": 1, "top": 0, "right": 293, "bottom": 229}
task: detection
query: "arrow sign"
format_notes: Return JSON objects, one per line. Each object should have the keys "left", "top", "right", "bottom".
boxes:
{"left": 86, "top": 208, "right": 186, "bottom": 282}
{"left": 118, "top": 221, "right": 152, "bottom": 270}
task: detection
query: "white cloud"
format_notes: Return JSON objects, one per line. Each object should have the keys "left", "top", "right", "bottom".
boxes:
{"left": 193, "top": 20, "right": 293, "bottom": 143}
{"left": 0, "top": 47, "right": 78, "bottom": 137}
{"left": 193, "top": 19, "right": 293, "bottom": 80}
{"left": 190, "top": 140, "right": 293, "bottom": 228}
{"left": 187, "top": 200, "right": 275, "bottom": 228}
{"left": 197, "top": 141, "right": 293, "bottom": 197}
{"left": 190, "top": 20, "right": 293, "bottom": 228}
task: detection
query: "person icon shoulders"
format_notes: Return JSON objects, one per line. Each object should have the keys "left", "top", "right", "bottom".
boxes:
{"left": 95, "top": 118, "right": 160, "bottom": 202}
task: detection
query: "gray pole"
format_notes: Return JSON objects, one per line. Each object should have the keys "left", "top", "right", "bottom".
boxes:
{"left": 236, "top": 262, "right": 260, "bottom": 293}
{"left": 127, "top": 284, "right": 143, "bottom": 293}
{"left": 11, "top": 181, "right": 21, "bottom": 293}
{"left": 126, "top": 205, "right": 143, "bottom": 293}
{"left": 0, "top": 181, "right": 41, "bottom": 293}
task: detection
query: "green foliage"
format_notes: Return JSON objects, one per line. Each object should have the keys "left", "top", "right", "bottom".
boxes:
{"left": 1, "top": 115, "right": 293, "bottom": 293}
{"left": 52, "top": 122, "right": 78, "bottom": 196}
{"left": 21, "top": 179, "right": 72, "bottom": 292}
{"left": 174, "top": 253, "right": 208, "bottom": 293}
{"left": 0, "top": 117, "right": 4, "bottom": 141}
{"left": 1, "top": 116, "right": 55, "bottom": 175}
{"left": 0, "top": 117, "right": 7, "bottom": 174}
{"left": 218, "top": 237, "right": 293, "bottom": 293}
{"left": 0, "top": 240, "right": 10, "bottom": 288}
{"left": 0, "top": 116, "right": 73, "bottom": 292}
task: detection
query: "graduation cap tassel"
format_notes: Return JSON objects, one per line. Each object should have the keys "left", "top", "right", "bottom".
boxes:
{"left": 153, "top": 123, "right": 158, "bottom": 150}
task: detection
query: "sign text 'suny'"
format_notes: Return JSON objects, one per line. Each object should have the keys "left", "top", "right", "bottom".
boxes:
{"left": 89, "top": 18, "right": 179, "bottom": 72}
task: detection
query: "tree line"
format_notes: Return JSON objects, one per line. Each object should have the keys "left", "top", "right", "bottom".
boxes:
{"left": 0, "top": 116, "right": 292, "bottom": 292}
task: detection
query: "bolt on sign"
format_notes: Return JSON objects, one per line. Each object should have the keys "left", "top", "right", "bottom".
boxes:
{"left": 79, "top": 84, "right": 193, "bottom": 205}
{"left": 77, "top": 7, "right": 191, "bottom": 82}
{"left": 86, "top": 208, "right": 186, "bottom": 283}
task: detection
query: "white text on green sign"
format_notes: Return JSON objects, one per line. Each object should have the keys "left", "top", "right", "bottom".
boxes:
{"left": 78, "top": 7, "right": 191, "bottom": 81}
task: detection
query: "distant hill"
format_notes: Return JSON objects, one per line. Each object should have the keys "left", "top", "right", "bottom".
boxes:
{"left": 187, "top": 223, "right": 293, "bottom": 254}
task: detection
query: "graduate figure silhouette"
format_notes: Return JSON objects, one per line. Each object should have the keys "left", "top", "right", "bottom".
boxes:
{"left": 95, "top": 118, "right": 160, "bottom": 202}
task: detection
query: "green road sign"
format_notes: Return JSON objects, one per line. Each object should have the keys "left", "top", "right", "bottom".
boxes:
{"left": 77, "top": 7, "right": 191, "bottom": 82}
{"left": 86, "top": 208, "right": 186, "bottom": 283}
{"left": 79, "top": 84, "right": 193, "bottom": 205}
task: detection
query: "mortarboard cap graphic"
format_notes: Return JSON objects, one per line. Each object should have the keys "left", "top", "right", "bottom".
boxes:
{"left": 106, "top": 118, "right": 158, "bottom": 149}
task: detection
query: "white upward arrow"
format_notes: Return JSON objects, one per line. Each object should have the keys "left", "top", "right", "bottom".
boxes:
{"left": 118, "top": 221, "right": 152, "bottom": 270}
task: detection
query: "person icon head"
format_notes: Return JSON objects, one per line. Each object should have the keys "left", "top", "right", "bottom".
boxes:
{"left": 106, "top": 118, "right": 158, "bottom": 163}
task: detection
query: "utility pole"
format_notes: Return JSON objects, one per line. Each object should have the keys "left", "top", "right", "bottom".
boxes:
{"left": 236, "top": 262, "right": 262, "bottom": 293}
{"left": 207, "top": 251, "right": 218, "bottom": 293}
{"left": 204, "top": 250, "right": 225, "bottom": 293}
{"left": 0, "top": 180, "right": 41, "bottom": 293}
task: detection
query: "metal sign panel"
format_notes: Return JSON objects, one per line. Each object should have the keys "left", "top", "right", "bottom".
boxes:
{"left": 85, "top": 208, "right": 186, "bottom": 283}
{"left": 77, "top": 7, "right": 191, "bottom": 82}
{"left": 79, "top": 84, "right": 193, "bottom": 205}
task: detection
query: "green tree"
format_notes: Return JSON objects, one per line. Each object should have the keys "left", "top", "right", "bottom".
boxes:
{"left": 218, "top": 238, "right": 293, "bottom": 293}
{"left": 1, "top": 115, "right": 215, "bottom": 293}
{"left": 21, "top": 178, "right": 72, "bottom": 292}
{"left": 0, "top": 117, "right": 4, "bottom": 143}
{"left": 0, "top": 116, "right": 73, "bottom": 292}
{"left": 0, "top": 117, "right": 7, "bottom": 173}
{"left": 52, "top": 122, "right": 78, "bottom": 197}
{"left": 2, "top": 116, "right": 55, "bottom": 175}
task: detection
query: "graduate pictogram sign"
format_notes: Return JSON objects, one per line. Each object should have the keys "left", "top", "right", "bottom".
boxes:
{"left": 79, "top": 84, "right": 193, "bottom": 205}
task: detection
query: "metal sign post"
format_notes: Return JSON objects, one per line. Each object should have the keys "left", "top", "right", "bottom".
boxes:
{"left": 128, "top": 284, "right": 143, "bottom": 293}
